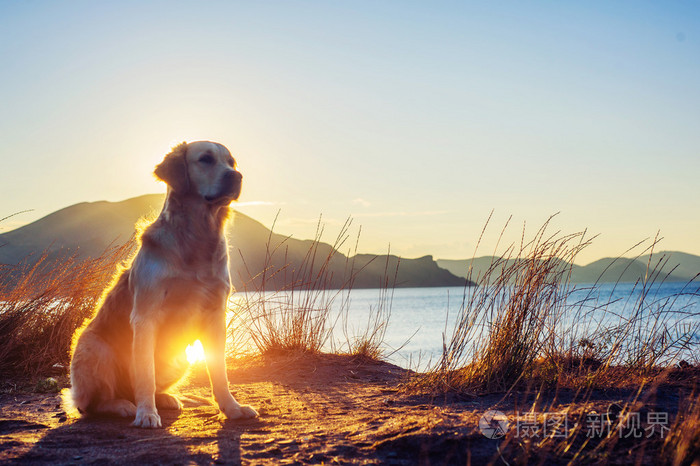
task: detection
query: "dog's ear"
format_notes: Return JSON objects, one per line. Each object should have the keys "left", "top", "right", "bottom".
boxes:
{"left": 154, "top": 142, "right": 189, "bottom": 192}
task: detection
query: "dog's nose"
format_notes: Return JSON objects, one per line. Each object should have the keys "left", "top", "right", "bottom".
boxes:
{"left": 224, "top": 170, "right": 242, "bottom": 183}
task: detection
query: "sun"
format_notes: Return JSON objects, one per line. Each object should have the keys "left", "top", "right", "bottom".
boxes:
{"left": 186, "top": 340, "right": 206, "bottom": 364}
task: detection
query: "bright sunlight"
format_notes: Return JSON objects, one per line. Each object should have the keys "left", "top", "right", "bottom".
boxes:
{"left": 186, "top": 340, "right": 206, "bottom": 364}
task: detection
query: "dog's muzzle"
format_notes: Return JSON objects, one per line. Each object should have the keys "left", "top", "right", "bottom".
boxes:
{"left": 205, "top": 170, "right": 242, "bottom": 202}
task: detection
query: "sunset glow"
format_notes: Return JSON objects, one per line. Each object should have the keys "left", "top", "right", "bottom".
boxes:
{"left": 1, "top": 3, "right": 698, "bottom": 464}
{"left": 186, "top": 340, "right": 206, "bottom": 365}
{"left": 1, "top": 2, "right": 698, "bottom": 263}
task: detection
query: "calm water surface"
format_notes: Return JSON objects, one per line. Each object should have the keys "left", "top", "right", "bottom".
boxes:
{"left": 240, "top": 282, "right": 700, "bottom": 369}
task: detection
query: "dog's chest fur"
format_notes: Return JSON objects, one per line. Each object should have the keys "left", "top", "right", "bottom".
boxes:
{"left": 129, "top": 196, "right": 232, "bottom": 321}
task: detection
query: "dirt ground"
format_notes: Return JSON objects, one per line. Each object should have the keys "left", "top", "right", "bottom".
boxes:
{"left": 0, "top": 353, "right": 693, "bottom": 465}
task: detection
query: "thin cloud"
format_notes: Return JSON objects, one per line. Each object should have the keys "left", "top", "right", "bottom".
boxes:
{"left": 352, "top": 198, "right": 372, "bottom": 207}
{"left": 354, "top": 210, "right": 450, "bottom": 218}
{"left": 0, "top": 210, "right": 33, "bottom": 232}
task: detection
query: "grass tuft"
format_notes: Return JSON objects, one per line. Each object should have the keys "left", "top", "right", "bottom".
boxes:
{"left": 0, "top": 244, "right": 133, "bottom": 378}
{"left": 234, "top": 215, "right": 392, "bottom": 358}
{"left": 411, "top": 216, "right": 699, "bottom": 395}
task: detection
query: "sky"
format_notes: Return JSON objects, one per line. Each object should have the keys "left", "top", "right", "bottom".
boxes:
{"left": 0, "top": 1, "right": 698, "bottom": 264}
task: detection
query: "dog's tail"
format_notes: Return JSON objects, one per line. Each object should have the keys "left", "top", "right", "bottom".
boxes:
{"left": 60, "top": 388, "right": 81, "bottom": 419}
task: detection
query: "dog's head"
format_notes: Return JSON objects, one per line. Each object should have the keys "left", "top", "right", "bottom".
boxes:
{"left": 154, "top": 141, "right": 242, "bottom": 204}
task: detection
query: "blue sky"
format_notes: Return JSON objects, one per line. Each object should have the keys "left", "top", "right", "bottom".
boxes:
{"left": 0, "top": 1, "right": 698, "bottom": 263}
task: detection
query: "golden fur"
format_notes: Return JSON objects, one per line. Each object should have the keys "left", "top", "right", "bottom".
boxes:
{"left": 69, "top": 141, "right": 257, "bottom": 428}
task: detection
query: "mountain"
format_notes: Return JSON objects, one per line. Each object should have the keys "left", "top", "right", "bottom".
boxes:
{"left": 0, "top": 195, "right": 163, "bottom": 265}
{"left": 0, "top": 194, "right": 468, "bottom": 290}
{"left": 648, "top": 251, "right": 700, "bottom": 282}
{"left": 437, "top": 252, "right": 698, "bottom": 285}
{"left": 437, "top": 256, "right": 582, "bottom": 284}
{"left": 573, "top": 257, "right": 665, "bottom": 284}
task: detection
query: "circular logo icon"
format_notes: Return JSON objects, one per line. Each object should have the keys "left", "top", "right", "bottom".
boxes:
{"left": 479, "top": 410, "right": 509, "bottom": 439}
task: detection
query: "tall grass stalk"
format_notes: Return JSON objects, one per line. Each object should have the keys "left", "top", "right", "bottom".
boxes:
{"left": 235, "top": 215, "right": 390, "bottom": 356}
{"left": 552, "top": 235, "right": 700, "bottom": 387}
{"left": 342, "top": 250, "right": 399, "bottom": 360}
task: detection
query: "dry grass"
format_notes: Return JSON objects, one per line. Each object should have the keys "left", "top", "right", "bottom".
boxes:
{"left": 0, "top": 244, "right": 133, "bottom": 379}
{"left": 662, "top": 391, "right": 700, "bottom": 466}
{"left": 232, "top": 216, "right": 393, "bottom": 358}
{"left": 236, "top": 217, "right": 353, "bottom": 354}
{"left": 413, "top": 215, "right": 590, "bottom": 393}
{"left": 411, "top": 216, "right": 699, "bottom": 395}
{"left": 489, "top": 370, "right": 700, "bottom": 465}
{"left": 342, "top": 252, "right": 399, "bottom": 361}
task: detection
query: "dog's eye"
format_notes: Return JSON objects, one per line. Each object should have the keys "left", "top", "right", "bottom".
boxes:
{"left": 199, "top": 154, "right": 215, "bottom": 165}
{"left": 228, "top": 158, "right": 236, "bottom": 168}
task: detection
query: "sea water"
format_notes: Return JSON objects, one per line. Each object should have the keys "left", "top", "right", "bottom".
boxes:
{"left": 237, "top": 282, "right": 700, "bottom": 370}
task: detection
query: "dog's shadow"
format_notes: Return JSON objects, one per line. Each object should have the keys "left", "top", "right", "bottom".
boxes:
{"left": 16, "top": 399, "right": 266, "bottom": 465}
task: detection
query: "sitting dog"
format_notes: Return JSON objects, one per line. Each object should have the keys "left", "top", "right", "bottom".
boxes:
{"left": 69, "top": 141, "right": 258, "bottom": 428}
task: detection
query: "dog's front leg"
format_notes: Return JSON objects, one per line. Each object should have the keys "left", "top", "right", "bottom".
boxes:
{"left": 202, "top": 313, "right": 258, "bottom": 420}
{"left": 131, "top": 318, "right": 161, "bottom": 428}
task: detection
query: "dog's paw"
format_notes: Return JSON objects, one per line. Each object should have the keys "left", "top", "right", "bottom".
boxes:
{"left": 132, "top": 408, "right": 162, "bottom": 428}
{"left": 239, "top": 405, "right": 259, "bottom": 419}
{"left": 221, "top": 403, "right": 258, "bottom": 420}
{"left": 155, "top": 393, "right": 183, "bottom": 410}
{"left": 113, "top": 399, "right": 137, "bottom": 417}
{"left": 95, "top": 399, "right": 137, "bottom": 418}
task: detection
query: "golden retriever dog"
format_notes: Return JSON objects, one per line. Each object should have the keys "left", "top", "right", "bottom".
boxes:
{"left": 69, "top": 141, "right": 258, "bottom": 428}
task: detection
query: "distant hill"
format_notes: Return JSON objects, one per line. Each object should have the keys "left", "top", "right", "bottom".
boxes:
{"left": 437, "top": 251, "right": 699, "bottom": 285}
{"left": 0, "top": 195, "right": 163, "bottom": 265}
{"left": 436, "top": 256, "right": 580, "bottom": 284}
{"left": 648, "top": 251, "right": 700, "bottom": 282}
{"left": 0, "top": 194, "right": 468, "bottom": 290}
